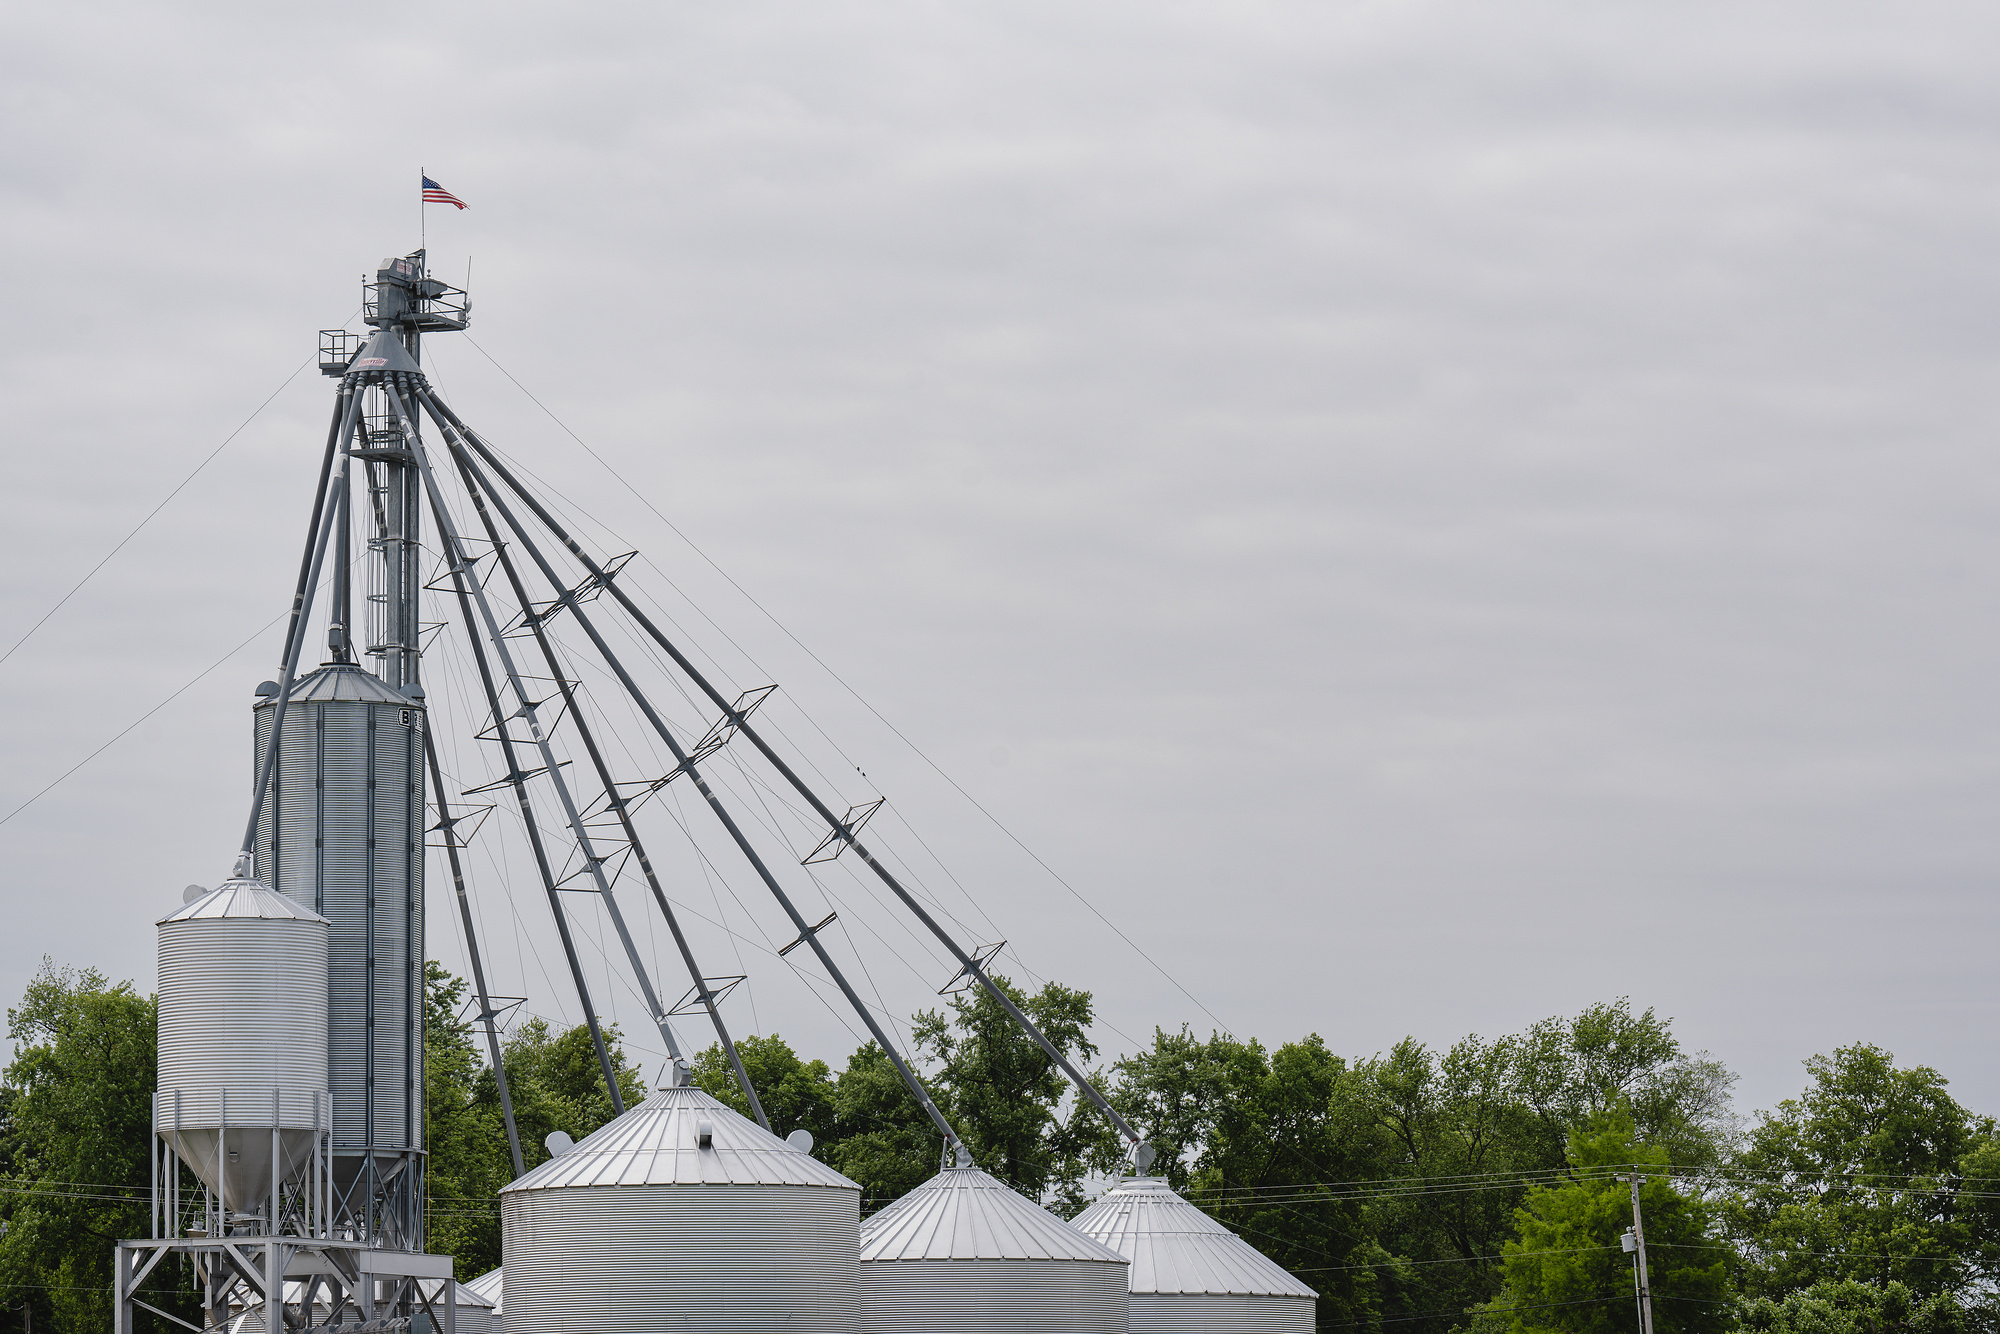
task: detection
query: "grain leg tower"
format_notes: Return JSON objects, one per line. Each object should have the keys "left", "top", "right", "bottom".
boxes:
{"left": 248, "top": 250, "right": 452, "bottom": 1250}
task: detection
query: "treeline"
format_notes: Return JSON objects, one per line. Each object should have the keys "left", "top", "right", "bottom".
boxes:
{"left": 2, "top": 959, "right": 1997, "bottom": 1334}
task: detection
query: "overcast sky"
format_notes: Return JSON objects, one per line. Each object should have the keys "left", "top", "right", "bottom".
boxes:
{"left": 2, "top": 0, "right": 1997, "bottom": 1128}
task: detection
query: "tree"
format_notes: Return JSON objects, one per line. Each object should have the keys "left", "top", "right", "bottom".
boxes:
{"left": 912, "top": 976, "right": 1097, "bottom": 1202}
{"left": 689, "top": 1034, "right": 838, "bottom": 1148}
{"left": 1105, "top": 1026, "right": 1270, "bottom": 1192}
{"left": 1196, "top": 1035, "right": 1396, "bottom": 1333}
{"left": 1724, "top": 1044, "right": 1999, "bottom": 1313}
{"left": 1513, "top": 1002, "right": 1738, "bottom": 1172}
{"left": 1354, "top": 1003, "right": 1736, "bottom": 1334}
{"left": 0, "top": 961, "right": 192, "bottom": 1333}
{"left": 422, "top": 963, "right": 508, "bottom": 1278}
{"left": 1739, "top": 1280, "right": 1968, "bottom": 1334}
{"left": 1489, "top": 1114, "right": 1728, "bottom": 1334}
{"left": 480, "top": 1014, "right": 646, "bottom": 1175}
{"left": 822, "top": 1041, "right": 942, "bottom": 1210}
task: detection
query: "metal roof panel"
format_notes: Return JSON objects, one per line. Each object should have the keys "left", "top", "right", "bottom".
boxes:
{"left": 159, "top": 879, "right": 329, "bottom": 925}
{"left": 862, "top": 1166, "right": 1128, "bottom": 1263}
{"left": 499, "top": 1086, "right": 860, "bottom": 1193}
{"left": 1070, "top": 1177, "right": 1317, "bottom": 1298}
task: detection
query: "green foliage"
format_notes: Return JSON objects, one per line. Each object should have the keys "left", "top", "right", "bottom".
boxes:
{"left": 1490, "top": 1115, "right": 1727, "bottom": 1334}
{"left": 690, "top": 1033, "right": 838, "bottom": 1148}
{"left": 1725, "top": 1044, "right": 2000, "bottom": 1315}
{"left": 826, "top": 1042, "right": 941, "bottom": 1210}
{"left": 1193, "top": 1035, "right": 1395, "bottom": 1332}
{"left": 422, "top": 963, "right": 507, "bottom": 1278}
{"left": 912, "top": 976, "right": 1097, "bottom": 1201}
{"left": 0, "top": 961, "right": 191, "bottom": 1333}
{"left": 422, "top": 965, "right": 646, "bottom": 1279}
{"left": 1106, "top": 1000, "right": 1735, "bottom": 1334}
{"left": 1739, "top": 1280, "right": 1969, "bottom": 1334}
{"left": 1106, "top": 1025, "right": 1273, "bottom": 1192}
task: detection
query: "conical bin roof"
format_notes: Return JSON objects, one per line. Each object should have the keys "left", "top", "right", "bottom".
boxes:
{"left": 461, "top": 1267, "right": 502, "bottom": 1315}
{"left": 159, "top": 879, "right": 327, "bottom": 926}
{"left": 1070, "top": 1176, "right": 1315, "bottom": 1297}
{"left": 863, "top": 1165, "right": 1128, "bottom": 1263}
{"left": 254, "top": 663, "right": 418, "bottom": 708}
{"left": 500, "top": 1085, "right": 859, "bottom": 1193}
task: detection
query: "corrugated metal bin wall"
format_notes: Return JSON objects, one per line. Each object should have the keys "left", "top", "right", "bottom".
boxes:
{"left": 253, "top": 665, "right": 424, "bottom": 1159}
{"left": 1129, "top": 1293, "right": 1315, "bottom": 1334}
{"left": 860, "top": 1258, "right": 1128, "bottom": 1334}
{"left": 505, "top": 1184, "right": 858, "bottom": 1332}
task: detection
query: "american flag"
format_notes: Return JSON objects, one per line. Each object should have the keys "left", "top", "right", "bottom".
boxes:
{"left": 422, "top": 176, "right": 467, "bottom": 210}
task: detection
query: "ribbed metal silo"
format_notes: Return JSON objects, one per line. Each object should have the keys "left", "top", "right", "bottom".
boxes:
{"left": 860, "top": 1165, "right": 1129, "bottom": 1334}
{"left": 500, "top": 1085, "right": 861, "bottom": 1333}
{"left": 155, "top": 880, "right": 330, "bottom": 1213}
{"left": 462, "top": 1266, "right": 503, "bottom": 1333}
{"left": 452, "top": 1272, "right": 497, "bottom": 1334}
{"left": 251, "top": 662, "right": 425, "bottom": 1242}
{"left": 1070, "top": 1176, "right": 1317, "bottom": 1334}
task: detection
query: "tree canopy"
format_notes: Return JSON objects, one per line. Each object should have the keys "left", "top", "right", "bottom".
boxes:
{"left": 8, "top": 958, "right": 2000, "bottom": 1334}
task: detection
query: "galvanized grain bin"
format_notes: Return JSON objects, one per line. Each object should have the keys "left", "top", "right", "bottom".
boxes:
{"left": 252, "top": 663, "right": 426, "bottom": 1176}
{"left": 155, "top": 880, "right": 329, "bottom": 1211}
{"left": 462, "top": 1266, "right": 503, "bottom": 1326}
{"left": 452, "top": 1272, "right": 497, "bottom": 1334}
{"left": 860, "top": 1165, "right": 1129, "bottom": 1334}
{"left": 1070, "top": 1176, "right": 1317, "bottom": 1334}
{"left": 500, "top": 1085, "right": 861, "bottom": 1333}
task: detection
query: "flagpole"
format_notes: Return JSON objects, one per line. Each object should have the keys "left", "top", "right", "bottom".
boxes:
{"left": 420, "top": 166, "right": 426, "bottom": 259}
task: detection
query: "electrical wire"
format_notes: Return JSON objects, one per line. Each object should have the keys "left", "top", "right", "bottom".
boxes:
{"left": 453, "top": 334, "right": 1232, "bottom": 1037}
{"left": 0, "top": 605, "right": 294, "bottom": 829}
{"left": 0, "top": 327, "right": 353, "bottom": 674}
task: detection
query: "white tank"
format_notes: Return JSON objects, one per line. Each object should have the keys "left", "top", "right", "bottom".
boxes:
{"left": 860, "top": 1165, "right": 1129, "bottom": 1334}
{"left": 1070, "top": 1176, "right": 1317, "bottom": 1334}
{"left": 500, "top": 1085, "right": 861, "bottom": 1332}
{"left": 156, "top": 879, "right": 330, "bottom": 1213}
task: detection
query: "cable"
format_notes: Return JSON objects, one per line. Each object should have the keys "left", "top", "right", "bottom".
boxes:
{"left": 0, "top": 607, "right": 292, "bottom": 830}
{"left": 457, "top": 334, "right": 1232, "bottom": 1037}
{"left": 0, "top": 324, "right": 351, "bottom": 673}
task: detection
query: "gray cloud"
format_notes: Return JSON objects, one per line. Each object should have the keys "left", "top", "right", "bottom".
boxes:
{"left": 2, "top": 0, "right": 1997, "bottom": 1119}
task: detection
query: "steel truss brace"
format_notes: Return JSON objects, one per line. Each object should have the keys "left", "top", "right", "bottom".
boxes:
{"left": 422, "top": 389, "right": 964, "bottom": 1149}
{"left": 398, "top": 386, "right": 627, "bottom": 1114}
{"left": 443, "top": 399, "right": 1147, "bottom": 1153}
{"left": 430, "top": 399, "right": 765, "bottom": 1124}
{"left": 504, "top": 549, "right": 636, "bottom": 634}
{"left": 387, "top": 383, "right": 694, "bottom": 1080}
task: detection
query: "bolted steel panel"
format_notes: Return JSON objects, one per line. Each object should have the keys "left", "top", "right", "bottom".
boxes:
{"left": 253, "top": 665, "right": 425, "bottom": 1160}
{"left": 503, "top": 1185, "right": 859, "bottom": 1333}
{"left": 860, "top": 1258, "right": 1129, "bottom": 1334}
{"left": 1128, "top": 1293, "right": 1315, "bottom": 1334}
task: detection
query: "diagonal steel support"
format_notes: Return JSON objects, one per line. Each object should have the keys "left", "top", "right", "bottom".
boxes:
{"left": 388, "top": 382, "right": 689, "bottom": 1072}
{"left": 423, "top": 391, "right": 962, "bottom": 1149}
{"left": 440, "top": 399, "right": 1143, "bottom": 1149}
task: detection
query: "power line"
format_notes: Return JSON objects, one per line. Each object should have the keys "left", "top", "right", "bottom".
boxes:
{"left": 457, "top": 333, "right": 1233, "bottom": 1038}
{"left": 0, "top": 330, "right": 345, "bottom": 673}
{"left": 0, "top": 607, "right": 291, "bottom": 830}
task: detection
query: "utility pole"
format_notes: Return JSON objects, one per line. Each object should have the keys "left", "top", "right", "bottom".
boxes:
{"left": 1629, "top": 1171, "right": 1656, "bottom": 1334}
